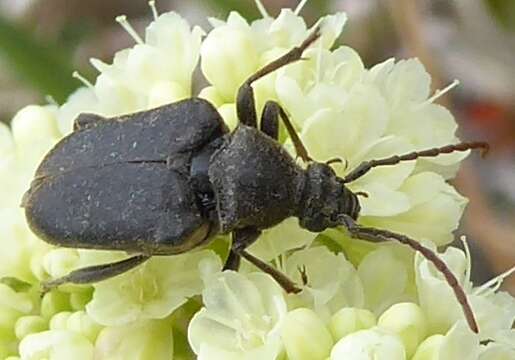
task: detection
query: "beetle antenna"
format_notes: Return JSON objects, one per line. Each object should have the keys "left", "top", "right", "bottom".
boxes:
{"left": 342, "top": 141, "right": 489, "bottom": 183}
{"left": 148, "top": 1, "right": 159, "bottom": 21}
{"left": 338, "top": 214, "right": 479, "bottom": 333}
{"left": 116, "top": 15, "right": 144, "bottom": 45}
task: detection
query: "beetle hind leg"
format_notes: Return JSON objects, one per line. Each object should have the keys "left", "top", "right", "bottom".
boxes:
{"left": 41, "top": 255, "right": 150, "bottom": 294}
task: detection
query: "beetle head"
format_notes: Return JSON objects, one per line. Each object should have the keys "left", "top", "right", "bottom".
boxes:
{"left": 297, "top": 162, "right": 360, "bottom": 232}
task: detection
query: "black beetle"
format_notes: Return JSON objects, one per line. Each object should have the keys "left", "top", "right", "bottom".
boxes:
{"left": 22, "top": 28, "right": 487, "bottom": 333}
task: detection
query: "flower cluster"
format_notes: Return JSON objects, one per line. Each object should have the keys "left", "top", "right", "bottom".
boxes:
{"left": 0, "top": 1, "right": 513, "bottom": 359}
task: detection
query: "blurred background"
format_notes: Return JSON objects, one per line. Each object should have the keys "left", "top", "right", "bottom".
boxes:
{"left": 0, "top": 0, "right": 513, "bottom": 293}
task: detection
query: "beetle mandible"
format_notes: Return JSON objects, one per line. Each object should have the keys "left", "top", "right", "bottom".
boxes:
{"left": 22, "top": 28, "right": 488, "bottom": 333}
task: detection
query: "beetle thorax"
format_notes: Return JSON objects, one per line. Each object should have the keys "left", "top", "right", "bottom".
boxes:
{"left": 296, "top": 163, "right": 360, "bottom": 232}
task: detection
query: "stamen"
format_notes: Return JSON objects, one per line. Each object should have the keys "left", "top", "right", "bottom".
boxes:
{"left": 45, "top": 95, "right": 57, "bottom": 106}
{"left": 460, "top": 235, "right": 472, "bottom": 286}
{"left": 254, "top": 0, "right": 270, "bottom": 18}
{"left": 422, "top": 79, "right": 460, "bottom": 107}
{"left": 474, "top": 265, "right": 515, "bottom": 296}
{"left": 295, "top": 0, "right": 309, "bottom": 15}
{"left": 148, "top": 1, "right": 159, "bottom": 21}
{"left": 116, "top": 15, "right": 144, "bottom": 44}
{"left": 72, "top": 71, "right": 94, "bottom": 89}
{"left": 315, "top": 39, "right": 323, "bottom": 84}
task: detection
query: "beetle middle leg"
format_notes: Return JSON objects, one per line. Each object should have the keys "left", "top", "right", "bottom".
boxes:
{"left": 338, "top": 214, "right": 479, "bottom": 333}
{"left": 41, "top": 254, "right": 150, "bottom": 294}
{"left": 261, "top": 101, "right": 312, "bottom": 162}
{"left": 224, "top": 227, "right": 301, "bottom": 293}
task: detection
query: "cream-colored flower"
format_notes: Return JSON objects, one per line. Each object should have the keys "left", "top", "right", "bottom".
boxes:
{"left": 94, "top": 319, "right": 174, "bottom": 360}
{"left": 188, "top": 271, "right": 287, "bottom": 360}
{"left": 283, "top": 246, "right": 364, "bottom": 319}
{"left": 19, "top": 329, "right": 94, "bottom": 360}
{"left": 415, "top": 244, "right": 515, "bottom": 339}
{"left": 330, "top": 326, "right": 406, "bottom": 360}
{"left": 281, "top": 308, "right": 333, "bottom": 360}
{"left": 86, "top": 250, "right": 221, "bottom": 326}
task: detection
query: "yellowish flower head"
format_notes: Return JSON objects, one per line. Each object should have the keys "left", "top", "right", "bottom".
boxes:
{"left": 0, "top": 1, "right": 513, "bottom": 359}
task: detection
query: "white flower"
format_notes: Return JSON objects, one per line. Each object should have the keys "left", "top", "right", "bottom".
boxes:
{"left": 86, "top": 250, "right": 221, "bottom": 326}
{"left": 283, "top": 246, "right": 364, "bottom": 319}
{"left": 357, "top": 246, "right": 414, "bottom": 314}
{"left": 94, "top": 319, "right": 174, "bottom": 360}
{"left": 281, "top": 308, "right": 333, "bottom": 360}
{"left": 330, "top": 326, "right": 406, "bottom": 360}
{"left": 19, "top": 330, "right": 94, "bottom": 360}
{"left": 329, "top": 307, "right": 377, "bottom": 341}
{"left": 415, "top": 244, "right": 515, "bottom": 339}
{"left": 377, "top": 302, "right": 428, "bottom": 357}
{"left": 188, "top": 271, "right": 288, "bottom": 360}
{"left": 412, "top": 323, "right": 480, "bottom": 360}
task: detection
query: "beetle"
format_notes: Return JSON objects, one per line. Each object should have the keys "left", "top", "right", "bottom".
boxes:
{"left": 22, "top": 28, "right": 487, "bottom": 333}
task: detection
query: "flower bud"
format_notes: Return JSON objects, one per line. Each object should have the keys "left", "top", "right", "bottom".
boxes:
{"left": 11, "top": 105, "right": 59, "bottom": 145}
{"left": 49, "top": 312, "right": 72, "bottom": 330}
{"left": 411, "top": 334, "right": 444, "bottom": 360}
{"left": 95, "top": 319, "right": 173, "bottom": 360}
{"left": 330, "top": 327, "right": 406, "bottom": 360}
{"left": 378, "top": 302, "right": 428, "bottom": 357}
{"left": 43, "top": 249, "right": 80, "bottom": 279}
{"left": 15, "top": 316, "right": 47, "bottom": 340}
{"left": 19, "top": 330, "right": 94, "bottom": 360}
{"left": 329, "top": 307, "right": 376, "bottom": 341}
{"left": 66, "top": 311, "right": 102, "bottom": 342}
{"left": 281, "top": 308, "right": 333, "bottom": 360}
{"left": 41, "top": 292, "right": 70, "bottom": 320}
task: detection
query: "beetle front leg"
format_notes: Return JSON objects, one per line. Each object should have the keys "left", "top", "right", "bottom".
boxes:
{"left": 41, "top": 255, "right": 150, "bottom": 294}
{"left": 236, "top": 27, "right": 320, "bottom": 129}
{"left": 226, "top": 227, "right": 301, "bottom": 294}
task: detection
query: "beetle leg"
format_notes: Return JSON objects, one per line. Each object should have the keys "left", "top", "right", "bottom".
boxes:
{"left": 337, "top": 214, "right": 479, "bottom": 334}
{"left": 236, "top": 26, "right": 321, "bottom": 129}
{"left": 239, "top": 250, "right": 301, "bottom": 294}
{"left": 261, "top": 101, "right": 312, "bottom": 162}
{"left": 41, "top": 255, "right": 150, "bottom": 294}
{"left": 223, "top": 227, "right": 261, "bottom": 271}
{"left": 226, "top": 227, "right": 301, "bottom": 294}
{"left": 342, "top": 142, "right": 489, "bottom": 183}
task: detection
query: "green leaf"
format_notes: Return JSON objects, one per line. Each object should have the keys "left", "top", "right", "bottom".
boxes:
{"left": 0, "top": 15, "right": 78, "bottom": 103}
